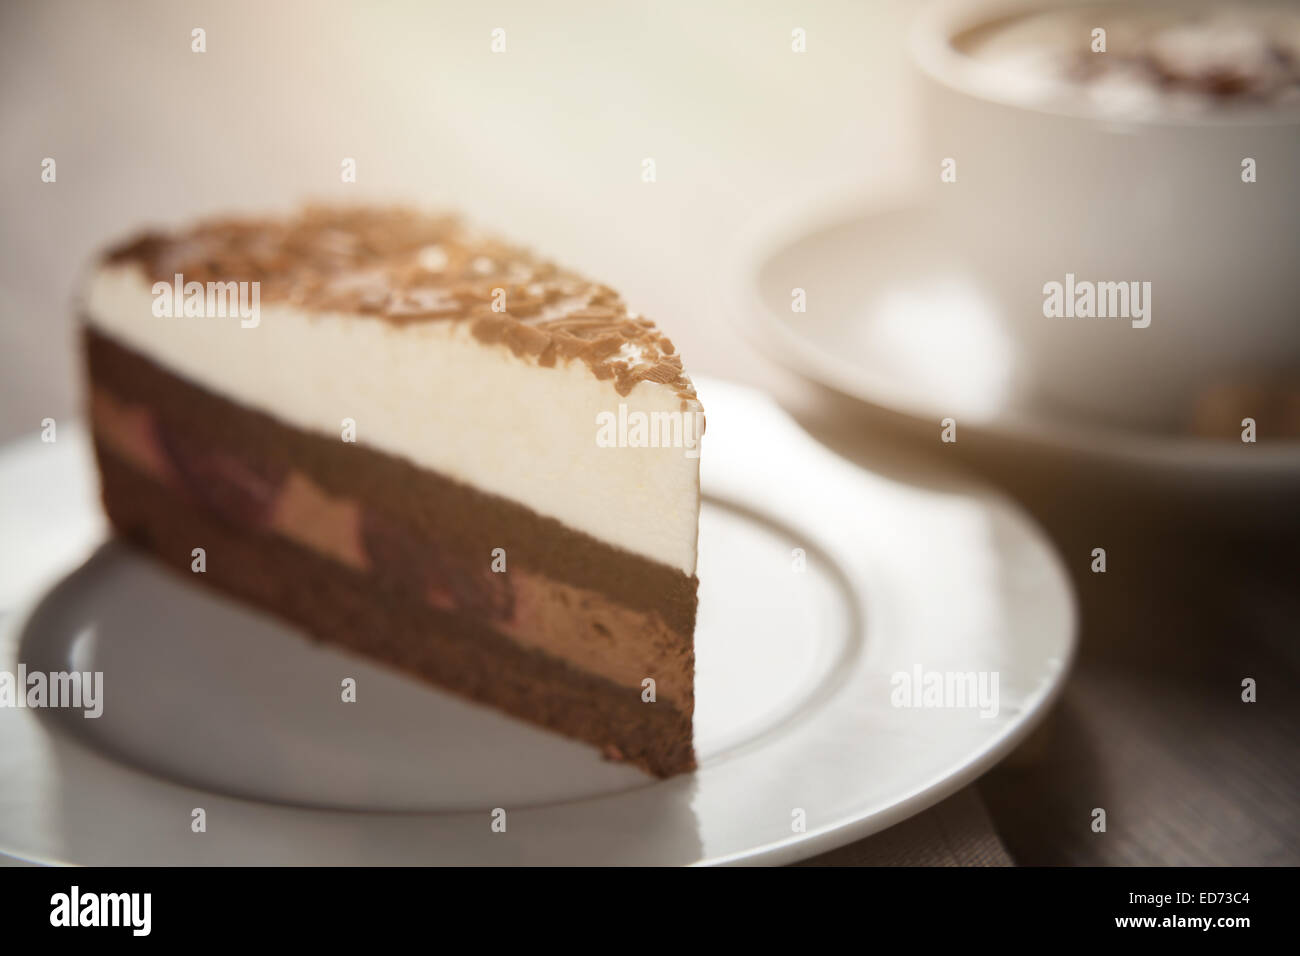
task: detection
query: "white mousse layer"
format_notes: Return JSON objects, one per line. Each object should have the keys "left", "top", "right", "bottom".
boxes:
{"left": 85, "top": 264, "right": 700, "bottom": 576}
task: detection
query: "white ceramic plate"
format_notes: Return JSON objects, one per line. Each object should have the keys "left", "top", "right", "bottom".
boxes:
{"left": 0, "top": 378, "right": 1074, "bottom": 865}
{"left": 730, "top": 185, "right": 1300, "bottom": 487}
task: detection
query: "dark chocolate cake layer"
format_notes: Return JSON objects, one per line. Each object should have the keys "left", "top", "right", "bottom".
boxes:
{"left": 95, "top": 448, "right": 695, "bottom": 776}
{"left": 83, "top": 326, "right": 697, "bottom": 776}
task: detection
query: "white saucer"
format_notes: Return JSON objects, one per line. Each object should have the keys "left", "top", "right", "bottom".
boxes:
{"left": 0, "top": 378, "right": 1074, "bottom": 865}
{"left": 730, "top": 187, "right": 1300, "bottom": 485}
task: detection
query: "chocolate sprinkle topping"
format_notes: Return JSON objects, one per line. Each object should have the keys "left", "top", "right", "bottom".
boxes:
{"left": 105, "top": 205, "right": 701, "bottom": 406}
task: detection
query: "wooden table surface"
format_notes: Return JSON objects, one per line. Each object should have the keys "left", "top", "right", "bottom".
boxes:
{"left": 788, "top": 387, "right": 1300, "bottom": 866}
{"left": 978, "top": 477, "right": 1300, "bottom": 866}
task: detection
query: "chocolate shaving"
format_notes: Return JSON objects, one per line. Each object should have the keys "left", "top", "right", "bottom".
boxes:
{"left": 105, "top": 205, "right": 701, "bottom": 406}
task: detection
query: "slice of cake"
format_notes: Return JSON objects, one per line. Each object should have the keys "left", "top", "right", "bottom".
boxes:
{"left": 80, "top": 206, "right": 702, "bottom": 776}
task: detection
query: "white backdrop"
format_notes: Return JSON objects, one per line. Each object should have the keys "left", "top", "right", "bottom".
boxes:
{"left": 0, "top": 0, "right": 916, "bottom": 441}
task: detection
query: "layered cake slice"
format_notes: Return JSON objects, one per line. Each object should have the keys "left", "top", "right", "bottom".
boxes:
{"left": 81, "top": 207, "right": 702, "bottom": 776}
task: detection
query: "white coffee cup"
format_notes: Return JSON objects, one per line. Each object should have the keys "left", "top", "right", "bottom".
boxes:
{"left": 912, "top": 0, "right": 1300, "bottom": 431}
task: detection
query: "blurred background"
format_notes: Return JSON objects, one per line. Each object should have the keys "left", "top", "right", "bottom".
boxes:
{"left": 2, "top": 0, "right": 1297, "bottom": 865}
{"left": 0, "top": 0, "right": 913, "bottom": 438}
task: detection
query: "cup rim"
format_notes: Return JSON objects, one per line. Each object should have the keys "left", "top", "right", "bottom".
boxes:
{"left": 911, "top": 0, "right": 1300, "bottom": 129}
